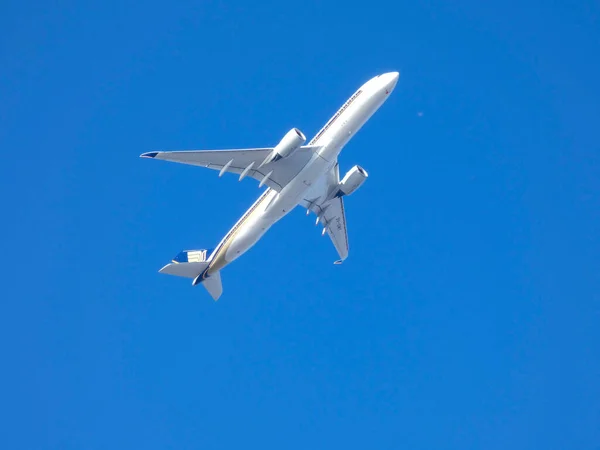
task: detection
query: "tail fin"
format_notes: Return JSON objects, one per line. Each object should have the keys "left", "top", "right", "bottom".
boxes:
{"left": 159, "top": 249, "right": 212, "bottom": 278}
{"left": 158, "top": 249, "right": 223, "bottom": 300}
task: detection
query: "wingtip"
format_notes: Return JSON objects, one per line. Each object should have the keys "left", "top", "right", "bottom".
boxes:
{"left": 140, "top": 151, "right": 159, "bottom": 159}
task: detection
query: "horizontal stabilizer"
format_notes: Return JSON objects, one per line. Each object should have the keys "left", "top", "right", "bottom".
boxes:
{"left": 158, "top": 249, "right": 223, "bottom": 300}
{"left": 159, "top": 261, "right": 209, "bottom": 278}
{"left": 158, "top": 249, "right": 213, "bottom": 278}
{"left": 202, "top": 271, "right": 223, "bottom": 301}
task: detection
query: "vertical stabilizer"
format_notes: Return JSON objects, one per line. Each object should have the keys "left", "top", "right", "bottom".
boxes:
{"left": 158, "top": 249, "right": 223, "bottom": 300}
{"left": 202, "top": 271, "right": 223, "bottom": 301}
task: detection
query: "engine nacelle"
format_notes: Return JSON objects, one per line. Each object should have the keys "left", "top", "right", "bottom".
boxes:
{"left": 337, "top": 165, "right": 368, "bottom": 197}
{"left": 263, "top": 128, "right": 306, "bottom": 165}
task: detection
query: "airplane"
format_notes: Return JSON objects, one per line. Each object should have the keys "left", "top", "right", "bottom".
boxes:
{"left": 141, "top": 72, "right": 399, "bottom": 300}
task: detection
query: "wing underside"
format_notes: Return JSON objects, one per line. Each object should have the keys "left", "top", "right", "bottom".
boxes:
{"left": 323, "top": 197, "right": 349, "bottom": 262}
{"left": 301, "top": 195, "right": 349, "bottom": 263}
{"left": 141, "top": 146, "right": 319, "bottom": 192}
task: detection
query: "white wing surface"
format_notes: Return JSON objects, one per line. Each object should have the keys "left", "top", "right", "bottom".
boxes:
{"left": 302, "top": 196, "right": 349, "bottom": 263}
{"left": 141, "top": 146, "right": 318, "bottom": 192}
{"left": 323, "top": 197, "right": 349, "bottom": 262}
{"left": 298, "top": 163, "right": 349, "bottom": 262}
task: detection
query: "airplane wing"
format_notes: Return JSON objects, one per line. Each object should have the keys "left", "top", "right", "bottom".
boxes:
{"left": 140, "top": 146, "right": 318, "bottom": 192}
{"left": 297, "top": 162, "right": 349, "bottom": 262}
{"left": 323, "top": 197, "right": 349, "bottom": 262}
{"left": 303, "top": 196, "right": 349, "bottom": 263}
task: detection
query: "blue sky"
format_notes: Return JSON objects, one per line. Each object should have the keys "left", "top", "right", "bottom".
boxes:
{"left": 1, "top": 1, "right": 599, "bottom": 448}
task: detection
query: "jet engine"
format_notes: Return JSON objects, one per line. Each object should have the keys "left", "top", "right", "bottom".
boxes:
{"left": 262, "top": 128, "right": 306, "bottom": 166}
{"left": 337, "top": 165, "right": 368, "bottom": 197}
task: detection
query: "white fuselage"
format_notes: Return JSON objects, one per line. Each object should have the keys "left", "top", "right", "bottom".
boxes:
{"left": 204, "top": 72, "right": 399, "bottom": 276}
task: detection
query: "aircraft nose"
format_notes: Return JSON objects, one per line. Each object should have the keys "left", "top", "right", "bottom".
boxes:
{"left": 382, "top": 71, "right": 399, "bottom": 92}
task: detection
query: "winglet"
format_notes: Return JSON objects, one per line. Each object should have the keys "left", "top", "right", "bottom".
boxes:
{"left": 334, "top": 260, "right": 343, "bottom": 265}
{"left": 140, "top": 152, "right": 159, "bottom": 158}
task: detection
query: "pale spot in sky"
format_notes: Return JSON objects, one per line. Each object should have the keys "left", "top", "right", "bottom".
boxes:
{"left": 417, "top": 111, "right": 424, "bottom": 117}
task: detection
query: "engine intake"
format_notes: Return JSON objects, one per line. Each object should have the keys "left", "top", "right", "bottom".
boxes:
{"left": 337, "top": 165, "right": 368, "bottom": 197}
{"left": 262, "top": 128, "right": 306, "bottom": 166}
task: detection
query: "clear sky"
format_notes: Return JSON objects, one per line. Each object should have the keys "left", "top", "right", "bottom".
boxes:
{"left": 1, "top": 1, "right": 599, "bottom": 448}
